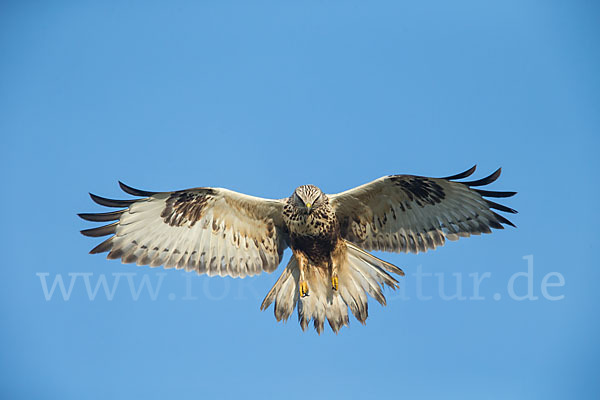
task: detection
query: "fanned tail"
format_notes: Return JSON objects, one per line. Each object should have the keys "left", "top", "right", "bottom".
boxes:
{"left": 260, "top": 240, "right": 404, "bottom": 334}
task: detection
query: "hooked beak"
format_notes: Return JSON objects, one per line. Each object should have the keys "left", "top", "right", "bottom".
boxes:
{"left": 305, "top": 202, "right": 312, "bottom": 213}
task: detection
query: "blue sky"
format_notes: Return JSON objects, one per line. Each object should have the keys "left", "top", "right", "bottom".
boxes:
{"left": 1, "top": 1, "right": 598, "bottom": 399}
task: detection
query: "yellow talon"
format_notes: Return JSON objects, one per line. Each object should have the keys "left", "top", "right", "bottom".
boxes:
{"left": 332, "top": 275, "right": 339, "bottom": 291}
{"left": 299, "top": 280, "right": 309, "bottom": 297}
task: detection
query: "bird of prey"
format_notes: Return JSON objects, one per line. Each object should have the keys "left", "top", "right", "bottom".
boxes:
{"left": 79, "top": 166, "right": 516, "bottom": 333}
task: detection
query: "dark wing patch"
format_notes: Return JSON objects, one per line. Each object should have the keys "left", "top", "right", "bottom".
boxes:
{"left": 389, "top": 176, "right": 446, "bottom": 206}
{"left": 161, "top": 189, "right": 216, "bottom": 227}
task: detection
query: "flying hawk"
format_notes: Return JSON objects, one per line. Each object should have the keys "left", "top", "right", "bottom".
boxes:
{"left": 79, "top": 166, "right": 516, "bottom": 333}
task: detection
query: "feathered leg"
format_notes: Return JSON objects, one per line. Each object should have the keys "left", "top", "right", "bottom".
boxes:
{"left": 330, "top": 242, "right": 343, "bottom": 291}
{"left": 297, "top": 252, "right": 310, "bottom": 297}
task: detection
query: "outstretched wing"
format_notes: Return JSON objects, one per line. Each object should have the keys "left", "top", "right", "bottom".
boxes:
{"left": 329, "top": 166, "right": 517, "bottom": 253}
{"left": 79, "top": 183, "right": 289, "bottom": 278}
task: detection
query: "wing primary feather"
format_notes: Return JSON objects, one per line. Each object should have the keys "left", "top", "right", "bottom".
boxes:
{"left": 440, "top": 165, "right": 477, "bottom": 180}
{"left": 90, "top": 237, "right": 114, "bottom": 254}
{"left": 78, "top": 210, "right": 125, "bottom": 222}
{"left": 491, "top": 211, "right": 516, "bottom": 228}
{"left": 474, "top": 189, "right": 517, "bottom": 198}
{"left": 462, "top": 168, "right": 502, "bottom": 187}
{"left": 80, "top": 222, "right": 118, "bottom": 237}
{"left": 118, "top": 181, "right": 158, "bottom": 197}
{"left": 89, "top": 193, "right": 136, "bottom": 208}
{"left": 107, "top": 248, "right": 124, "bottom": 260}
{"left": 485, "top": 199, "right": 518, "bottom": 214}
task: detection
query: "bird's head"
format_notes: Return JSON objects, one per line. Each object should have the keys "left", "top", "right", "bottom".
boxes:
{"left": 291, "top": 185, "right": 326, "bottom": 214}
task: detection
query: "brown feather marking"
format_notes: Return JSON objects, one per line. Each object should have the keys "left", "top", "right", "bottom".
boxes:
{"left": 161, "top": 189, "right": 216, "bottom": 227}
{"left": 389, "top": 176, "right": 446, "bottom": 206}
